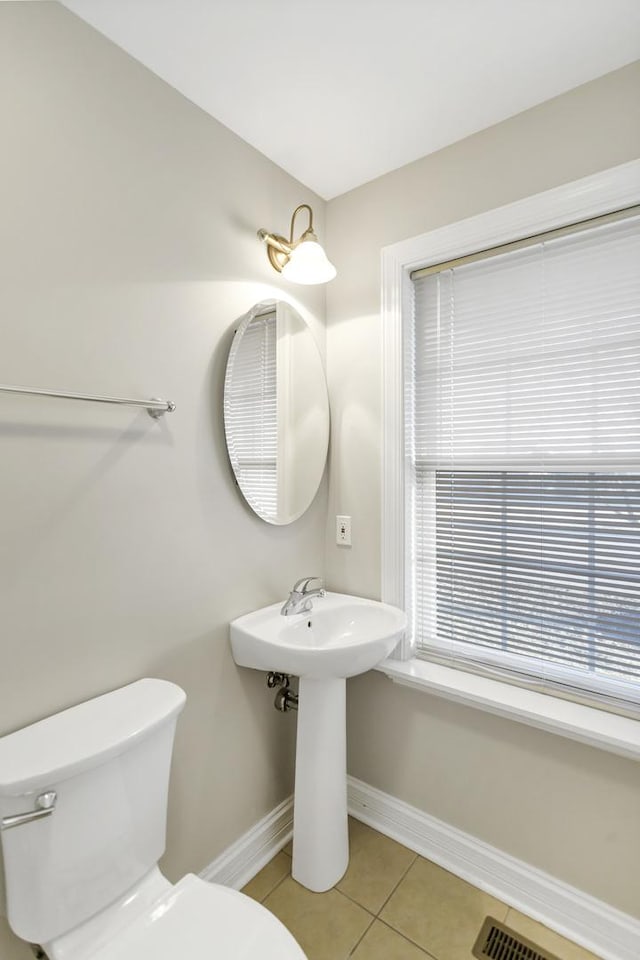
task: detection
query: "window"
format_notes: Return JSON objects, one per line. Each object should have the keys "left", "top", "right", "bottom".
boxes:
{"left": 404, "top": 208, "right": 640, "bottom": 710}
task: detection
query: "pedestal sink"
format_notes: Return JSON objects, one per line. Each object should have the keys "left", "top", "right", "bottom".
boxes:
{"left": 230, "top": 592, "right": 406, "bottom": 892}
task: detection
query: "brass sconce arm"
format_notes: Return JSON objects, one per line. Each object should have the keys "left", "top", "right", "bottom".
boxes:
{"left": 287, "top": 204, "right": 315, "bottom": 244}
{"left": 257, "top": 203, "right": 336, "bottom": 284}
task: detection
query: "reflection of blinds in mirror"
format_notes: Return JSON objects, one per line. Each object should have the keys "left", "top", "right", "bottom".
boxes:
{"left": 225, "top": 310, "right": 277, "bottom": 517}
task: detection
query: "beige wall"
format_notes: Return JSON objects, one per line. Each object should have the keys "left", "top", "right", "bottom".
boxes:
{"left": 0, "top": 4, "right": 327, "bottom": 956}
{"left": 325, "top": 61, "right": 640, "bottom": 917}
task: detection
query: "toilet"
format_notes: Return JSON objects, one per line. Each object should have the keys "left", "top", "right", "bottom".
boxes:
{"left": 0, "top": 679, "right": 307, "bottom": 960}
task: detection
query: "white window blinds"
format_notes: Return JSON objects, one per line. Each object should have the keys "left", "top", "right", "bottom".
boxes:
{"left": 224, "top": 309, "right": 278, "bottom": 518}
{"left": 408, "top": 213, "right": 640, "bottom": 707}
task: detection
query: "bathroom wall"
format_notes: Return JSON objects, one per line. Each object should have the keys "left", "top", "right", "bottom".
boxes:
{"left": 0, "top": 4, "right": 327, "bottom": 956}
{"left": 325, "top": 61, "right": 640, "bottom": 917}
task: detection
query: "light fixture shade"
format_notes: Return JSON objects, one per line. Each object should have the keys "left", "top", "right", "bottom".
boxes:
{"left": 281, "top": 238, "right": 337, "bottom": 285}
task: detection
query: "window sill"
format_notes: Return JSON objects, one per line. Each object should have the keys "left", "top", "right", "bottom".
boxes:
{"left": 376, "top": 658, "right": 640, "bottom": 762}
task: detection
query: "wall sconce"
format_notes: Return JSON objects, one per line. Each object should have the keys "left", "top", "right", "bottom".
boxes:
{"left": 258, "top": 204, "right": 336, "bottom": 285}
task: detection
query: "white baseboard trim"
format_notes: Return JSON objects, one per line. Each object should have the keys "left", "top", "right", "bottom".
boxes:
{"left": 199, "top": 795, "right": 293, "bottom": 891}
{"left": 347, "top": 776, "right": 640, "bottom": 960}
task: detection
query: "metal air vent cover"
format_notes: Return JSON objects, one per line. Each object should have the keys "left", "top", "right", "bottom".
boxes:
{"left": 472, "top": 916, "right": 562, "bottom": 960}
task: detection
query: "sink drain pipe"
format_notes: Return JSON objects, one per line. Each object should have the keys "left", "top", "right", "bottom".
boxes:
{"left": 274, "top": 687, "right": 298, "bottom": 711}
{"left": 266, "top": 672, "right": 298, "bottom": 712}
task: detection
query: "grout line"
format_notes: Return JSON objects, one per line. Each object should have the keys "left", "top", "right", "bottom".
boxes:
{"left": 375, "top": 852, "right": 419, "bottom": 916}
{"left": 376, "top": 917, "right": 439, "bottom": 959}
{"left": 260, "top": 869, "right": 291, "bottom": 903}
{"left": 347, "top": 912, "right": 377, "bottom": 957}
{"left": 335, "top": 885, "right": 379, "bottom": 917}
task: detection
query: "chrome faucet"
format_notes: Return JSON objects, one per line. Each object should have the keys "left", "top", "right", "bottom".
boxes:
{"left": 280, "top": 577, "right": 326, "bottom": 616}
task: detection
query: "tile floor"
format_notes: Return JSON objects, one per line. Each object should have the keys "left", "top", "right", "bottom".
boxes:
{"left": 242, "top": 818, "right": 601, "bottom": 960}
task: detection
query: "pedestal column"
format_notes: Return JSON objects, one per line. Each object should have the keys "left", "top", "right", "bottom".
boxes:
{"left": 291, "top": 677, "right": 349, "bottom": 892}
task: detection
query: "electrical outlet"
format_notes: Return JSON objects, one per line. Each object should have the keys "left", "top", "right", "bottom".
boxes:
{"left": 336, "top": 515, "right": 352, "bottom": 546}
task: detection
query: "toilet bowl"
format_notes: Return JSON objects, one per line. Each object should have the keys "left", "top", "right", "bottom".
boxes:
{"left": 48, "top": 872, "right": 305, "bottom": 960}
{"left": 0, "top": 679, "right": 306, "bottom": 960}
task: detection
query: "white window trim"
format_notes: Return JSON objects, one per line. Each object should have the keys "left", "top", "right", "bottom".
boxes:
{"left": 380, "top": 159, "right": 640, "bottom": 759}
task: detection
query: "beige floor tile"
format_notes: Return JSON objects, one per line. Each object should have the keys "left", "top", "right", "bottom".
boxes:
{"left": 242, "top": 851, "right": 291, "bottom": 902}
{"left": 337, "top": 818, "right": 417, "bottom": 914}
{"left": 351, "top": 919, "right": 431, "bottom": 959}
{"left": 506, "top": 909, "right": 603, "bottom": 960}
{"left": 262, "top": 877, "right": 374, "bottom": 960}
{"left": 283, "top": 838, "right": 293, "bottom": 856}
{"left": 380, "top": 857, "right": 508, "bottom": 960}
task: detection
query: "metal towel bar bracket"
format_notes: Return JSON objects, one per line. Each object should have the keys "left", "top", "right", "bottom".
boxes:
{"left": 0, "top": 384, "right": 175, "bottom": 419}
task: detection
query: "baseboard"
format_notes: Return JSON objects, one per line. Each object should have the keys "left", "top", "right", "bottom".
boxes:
{"left": 347, "top": 776, "right": 640, "bottom": 960}
{"left": 199, "top": 795, "right": 293, "bottom": 891}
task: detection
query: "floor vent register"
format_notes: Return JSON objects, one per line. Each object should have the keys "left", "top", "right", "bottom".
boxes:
{"left": 472, "top": 917, "right": 561, "bottom": 960}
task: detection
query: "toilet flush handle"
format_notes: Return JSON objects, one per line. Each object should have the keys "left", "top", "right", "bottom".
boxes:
{"left": 1, "top": 791, "right": 57, "bottom": 831}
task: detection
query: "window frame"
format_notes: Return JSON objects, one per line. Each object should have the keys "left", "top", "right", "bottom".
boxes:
{"left": 380, "top": 160, "right": 640, "bottom": 740}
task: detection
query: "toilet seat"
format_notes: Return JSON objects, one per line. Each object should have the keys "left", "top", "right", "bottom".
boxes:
{"left": 87, "top": 874, "right": 307, "bottom": 960}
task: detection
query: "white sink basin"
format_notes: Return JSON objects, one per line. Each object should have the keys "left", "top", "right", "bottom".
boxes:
{"left": 230, "top": 592, "right": 407, "bottom": 679}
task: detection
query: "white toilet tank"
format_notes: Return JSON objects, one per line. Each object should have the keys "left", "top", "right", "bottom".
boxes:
{"left": 0, "top": 679, "right": 186, "bottom": 946}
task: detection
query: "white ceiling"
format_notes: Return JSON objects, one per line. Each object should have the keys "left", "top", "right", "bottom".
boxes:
{"left": 60, "top": 0, "right": 640, "bottom": 199}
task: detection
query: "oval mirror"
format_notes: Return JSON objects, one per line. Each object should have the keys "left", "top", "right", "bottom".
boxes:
{"left": 224, "top": 300, "right": 330, "bottom": 524}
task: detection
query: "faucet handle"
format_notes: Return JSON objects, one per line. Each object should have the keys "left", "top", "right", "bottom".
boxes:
{"left": 293, "top": 576, "right": 323, "bottom": 594}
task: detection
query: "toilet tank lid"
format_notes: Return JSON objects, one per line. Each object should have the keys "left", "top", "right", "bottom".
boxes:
{"left": 0, "top": 679, "right": 186, "bottom": 796}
